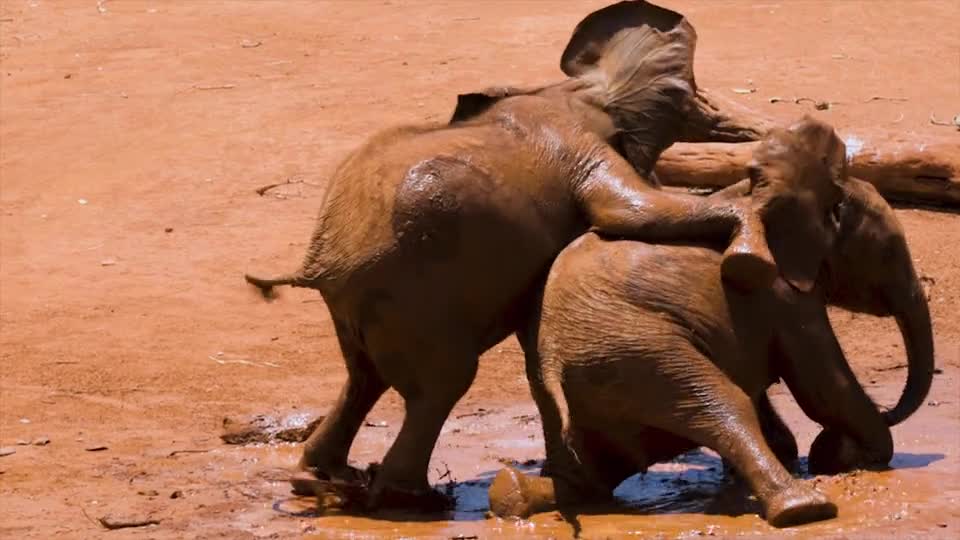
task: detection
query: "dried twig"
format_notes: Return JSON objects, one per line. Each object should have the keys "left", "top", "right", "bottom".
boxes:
{"left": 874, "top": 363, "right": 908, "bottom": 372}
{"left": 929, "top": 113, "right": 960, "bottom": 129}
{"left": 193, "top": 84, "right": 236, "bottom": 91}
{"left": 208, "top": 355, "right": 279, "bottom": 368}
{"left": 168, "top": 449, "right": 212, "bottom": 458}
{"left": 254, "top": 178, "right": 319, "bottom": 196}
{"left": 97, "top": 516, "right": 160, "bottom": 530}
{"left": 79, "top": 507, "right": 99, "bottom": 527}
{"left": 795, "top": 97, "right": 834, "bottom": 111}
{"left": 863, "top": 96, "right": 908, "bottom": 103}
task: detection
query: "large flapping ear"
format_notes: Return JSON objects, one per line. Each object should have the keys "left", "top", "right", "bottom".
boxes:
{"left": 558, "top": 1, "right": 697, "bottom": 175}
{"left": 449, "top": 86, "right": 534, "bottom": 124}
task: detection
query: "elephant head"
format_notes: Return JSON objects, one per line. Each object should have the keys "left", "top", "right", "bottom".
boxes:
{"left": 735, "top": 116, "right": 846, "bottom": 293}
{"left": 819, "top": 178, "right": 935, "bottom": 426}
{"left": 451, "top": 1, "right": 763, "bottom": 178}
{"left": 712, "top": 151, "right": 934, "bottom": 429}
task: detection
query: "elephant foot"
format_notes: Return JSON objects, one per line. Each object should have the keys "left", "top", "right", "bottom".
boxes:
{"left": 366, "top": 483, "right": 454, "bottom": 513}
{"left": 720, "top": 230, "right": 777, "bottom": 292}
{"left": 763, "top": 482, "right": 837, "bottom": 528}
{"left": 489, "top": 466, "right": 558, "bottom": 518}
{"left": 290, "top": 463, "right": 371, "bottom": 496}
{"left": 808, "top": 428, "right": 891, "bottom": 475}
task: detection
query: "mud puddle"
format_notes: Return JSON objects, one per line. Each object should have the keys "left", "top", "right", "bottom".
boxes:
{"left": 236, "top": 375, "right": 958, "bottom": 539}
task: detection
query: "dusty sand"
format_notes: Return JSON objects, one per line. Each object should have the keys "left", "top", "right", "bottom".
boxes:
{"left": 1, "top": 1, "right": 958, "bottom": 538}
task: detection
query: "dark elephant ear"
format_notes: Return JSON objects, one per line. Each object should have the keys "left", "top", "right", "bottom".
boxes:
{"left": 558, "top": 1, "right": 697, "bottom": 174}
{"left": 449, "top": 86, "right": 533, "bottom": 124}
{"left": 750, "top": 120, "right": 846, "bottom": 293}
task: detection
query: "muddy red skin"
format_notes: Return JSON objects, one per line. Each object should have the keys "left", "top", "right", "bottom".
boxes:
{"left": 243, "top": 2, "right": 794, "bottom": 510}
{"left": 491, "top": 125, "right": 934, "bottom": 526}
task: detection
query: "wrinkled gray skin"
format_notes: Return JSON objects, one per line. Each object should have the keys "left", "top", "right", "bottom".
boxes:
{"left": 245, "top": 1, "right": 793, "bottom": 510}
{"left": 490, "top": 126, "right": 934, "bottom": 527}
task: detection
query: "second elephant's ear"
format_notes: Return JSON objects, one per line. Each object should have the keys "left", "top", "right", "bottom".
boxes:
{"left": 559, "top": 1, "right": 697, "bottom": 173}
{"left": 449, "top": 86, "right": 536, "bottom": 124}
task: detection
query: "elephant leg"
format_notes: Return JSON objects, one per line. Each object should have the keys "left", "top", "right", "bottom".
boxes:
{"left": 366, "top": 343, "right": 479, "bottom": 511}
{"left": 646, "top": 355, "right": 836, "bottom": 527}
{"left": 292, "top": 319, "right": 388, "bottom": 496}
{"left": 757, "top": 392, "right": 799, "bottom": 469}
{"left": 775, "top": 299, "right": 893, "bottom": 474}
{"left": 577, "top": 146, "right": 776, "bottom": 290}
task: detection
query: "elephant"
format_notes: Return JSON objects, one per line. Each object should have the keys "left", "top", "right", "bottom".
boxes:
{"left": 244, "top": 1, "right": 797, "bottom": 510}
{"left": 488, "top": 118, "right": 935, "bottom": 527}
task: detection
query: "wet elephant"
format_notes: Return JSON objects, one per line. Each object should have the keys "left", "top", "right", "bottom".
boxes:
{"left": 489, "top": 118, "right": 934, "bottom": 527}
{"left": 245, "top": 1, "right": 792, "bottom": 510}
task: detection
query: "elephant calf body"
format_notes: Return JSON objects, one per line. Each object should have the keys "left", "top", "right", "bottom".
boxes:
{"left": 492, "top": 158, "right": 934, "bottom": 528}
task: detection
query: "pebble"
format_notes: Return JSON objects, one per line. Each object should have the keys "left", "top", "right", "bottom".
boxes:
{"left": 85, "top": 445, "right": 109, "bottom": 452}
{"left": 78, "top": 199, "right": 88, "bottom": 205}
{"left": 100, "top": 258, "right": 117, "bottom": 267}
{"left": 170, "top": 490, "right": 183, "bottom": 499}
{"left": 0, "top": 447, "right": 15, "bottom": 457}
{"left": 33, "top": 437, "right": 50, "bottom": 446}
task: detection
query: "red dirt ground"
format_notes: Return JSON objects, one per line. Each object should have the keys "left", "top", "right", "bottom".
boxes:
{"left": 1, "top": 1, "right": 958, "bottom": 538}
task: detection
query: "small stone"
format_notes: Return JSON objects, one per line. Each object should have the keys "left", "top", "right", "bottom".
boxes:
{"left": 33, "top": 437, "right": 50, "bottom": 446}
{"left": 64, "top": 73, "right": 72, "bottom": 79}
{"left": 170, "top": 490, "right": 183, "bottom": 499}
{"left": 19, "top": 418, "right": 30, "bottom": 424}
{"left": 937, "top": 523, "right": 948, "bottom": 528}
{"left": 78, "top": 199, "right": 88, "bottom": 205}
{"left": 85, "top": 445, "right": 109, "bottom": 452}
{"left": 137, "top": 489, "right": 159, "bottom": 497}
{"left": 0, "top": 448, "right": 15, "bottom": 457}
{"left": 364, "top": 420, "right": 388, "bottom": 428}
{"left": 100, "top": 258, "right": 117, "bottom": 267}
{"left": 164, "top": 227, "right": 173, "bottom": 233}
{"left": 16, "top": 439, "right": 30, "bottom": 446}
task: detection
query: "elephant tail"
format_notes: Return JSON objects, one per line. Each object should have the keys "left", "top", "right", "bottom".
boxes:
{"left": 541, "top": 367, "right": 580, "bottom": 465}
{"left": 244, "top": 272, "right": 307, "bottom": 301}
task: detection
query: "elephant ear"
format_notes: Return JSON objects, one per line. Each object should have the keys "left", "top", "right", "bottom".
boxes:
{"left": 449, "top": 86, "right": 536, "bottom": 124}
{"left": 559, "top": 0, "right": 697, "bottom": 174}
{"left": 750, "top": 118, "right": 847, "bottom": 292}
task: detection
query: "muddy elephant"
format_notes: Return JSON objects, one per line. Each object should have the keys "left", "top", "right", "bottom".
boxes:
{"left": 245, "top": 2, "right": 792, "bottom": 509}
{"left": 489, "top": 119, "right": 934, "bottom": 527}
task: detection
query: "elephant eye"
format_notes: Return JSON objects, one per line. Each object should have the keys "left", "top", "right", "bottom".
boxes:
{"left": 828, "top": 200, "right": 844, "bottom": 228}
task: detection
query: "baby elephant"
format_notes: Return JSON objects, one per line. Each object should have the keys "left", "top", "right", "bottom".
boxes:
{"left": 490, "top": 119, "right": 933, "bottom": 527}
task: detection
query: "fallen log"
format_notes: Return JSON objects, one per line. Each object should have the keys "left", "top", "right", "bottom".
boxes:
{"left": 656, "top": 131, "right": 960, "bottom": 207}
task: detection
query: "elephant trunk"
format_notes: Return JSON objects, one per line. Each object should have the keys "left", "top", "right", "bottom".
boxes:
{"left": 883, "top": 273, "right": 935, "bottom": 426}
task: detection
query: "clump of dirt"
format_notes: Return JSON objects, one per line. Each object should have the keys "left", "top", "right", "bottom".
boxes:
{"left": 220, "top": 413, "right": 324, "bottom": 445}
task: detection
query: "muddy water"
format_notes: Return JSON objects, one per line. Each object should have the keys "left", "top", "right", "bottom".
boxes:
{"left": 234, "top": 374, "right": 959, "bottom": 539}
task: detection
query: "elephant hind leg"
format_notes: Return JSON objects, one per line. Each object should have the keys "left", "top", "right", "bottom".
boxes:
{"left": 644, "top": 355, "right": 836, "bottom": 527}
{"left": 292, "top": 319, "right": 388, "bottom": 496}
{"left": 364, "top": 341, "right": 481, "bottom": 512}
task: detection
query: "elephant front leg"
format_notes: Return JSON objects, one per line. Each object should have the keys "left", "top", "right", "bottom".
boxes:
{"left": 775, "top": 298, "right": 894, "bottom": 475}
{"left": 647, "top": 354, "right": 836, "bottom": 527}
{"left": 577, "top": 148, "right": 776, "bottom": 291}
{"left": 757, "top": 392, "right": 799, "bottom": 469}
